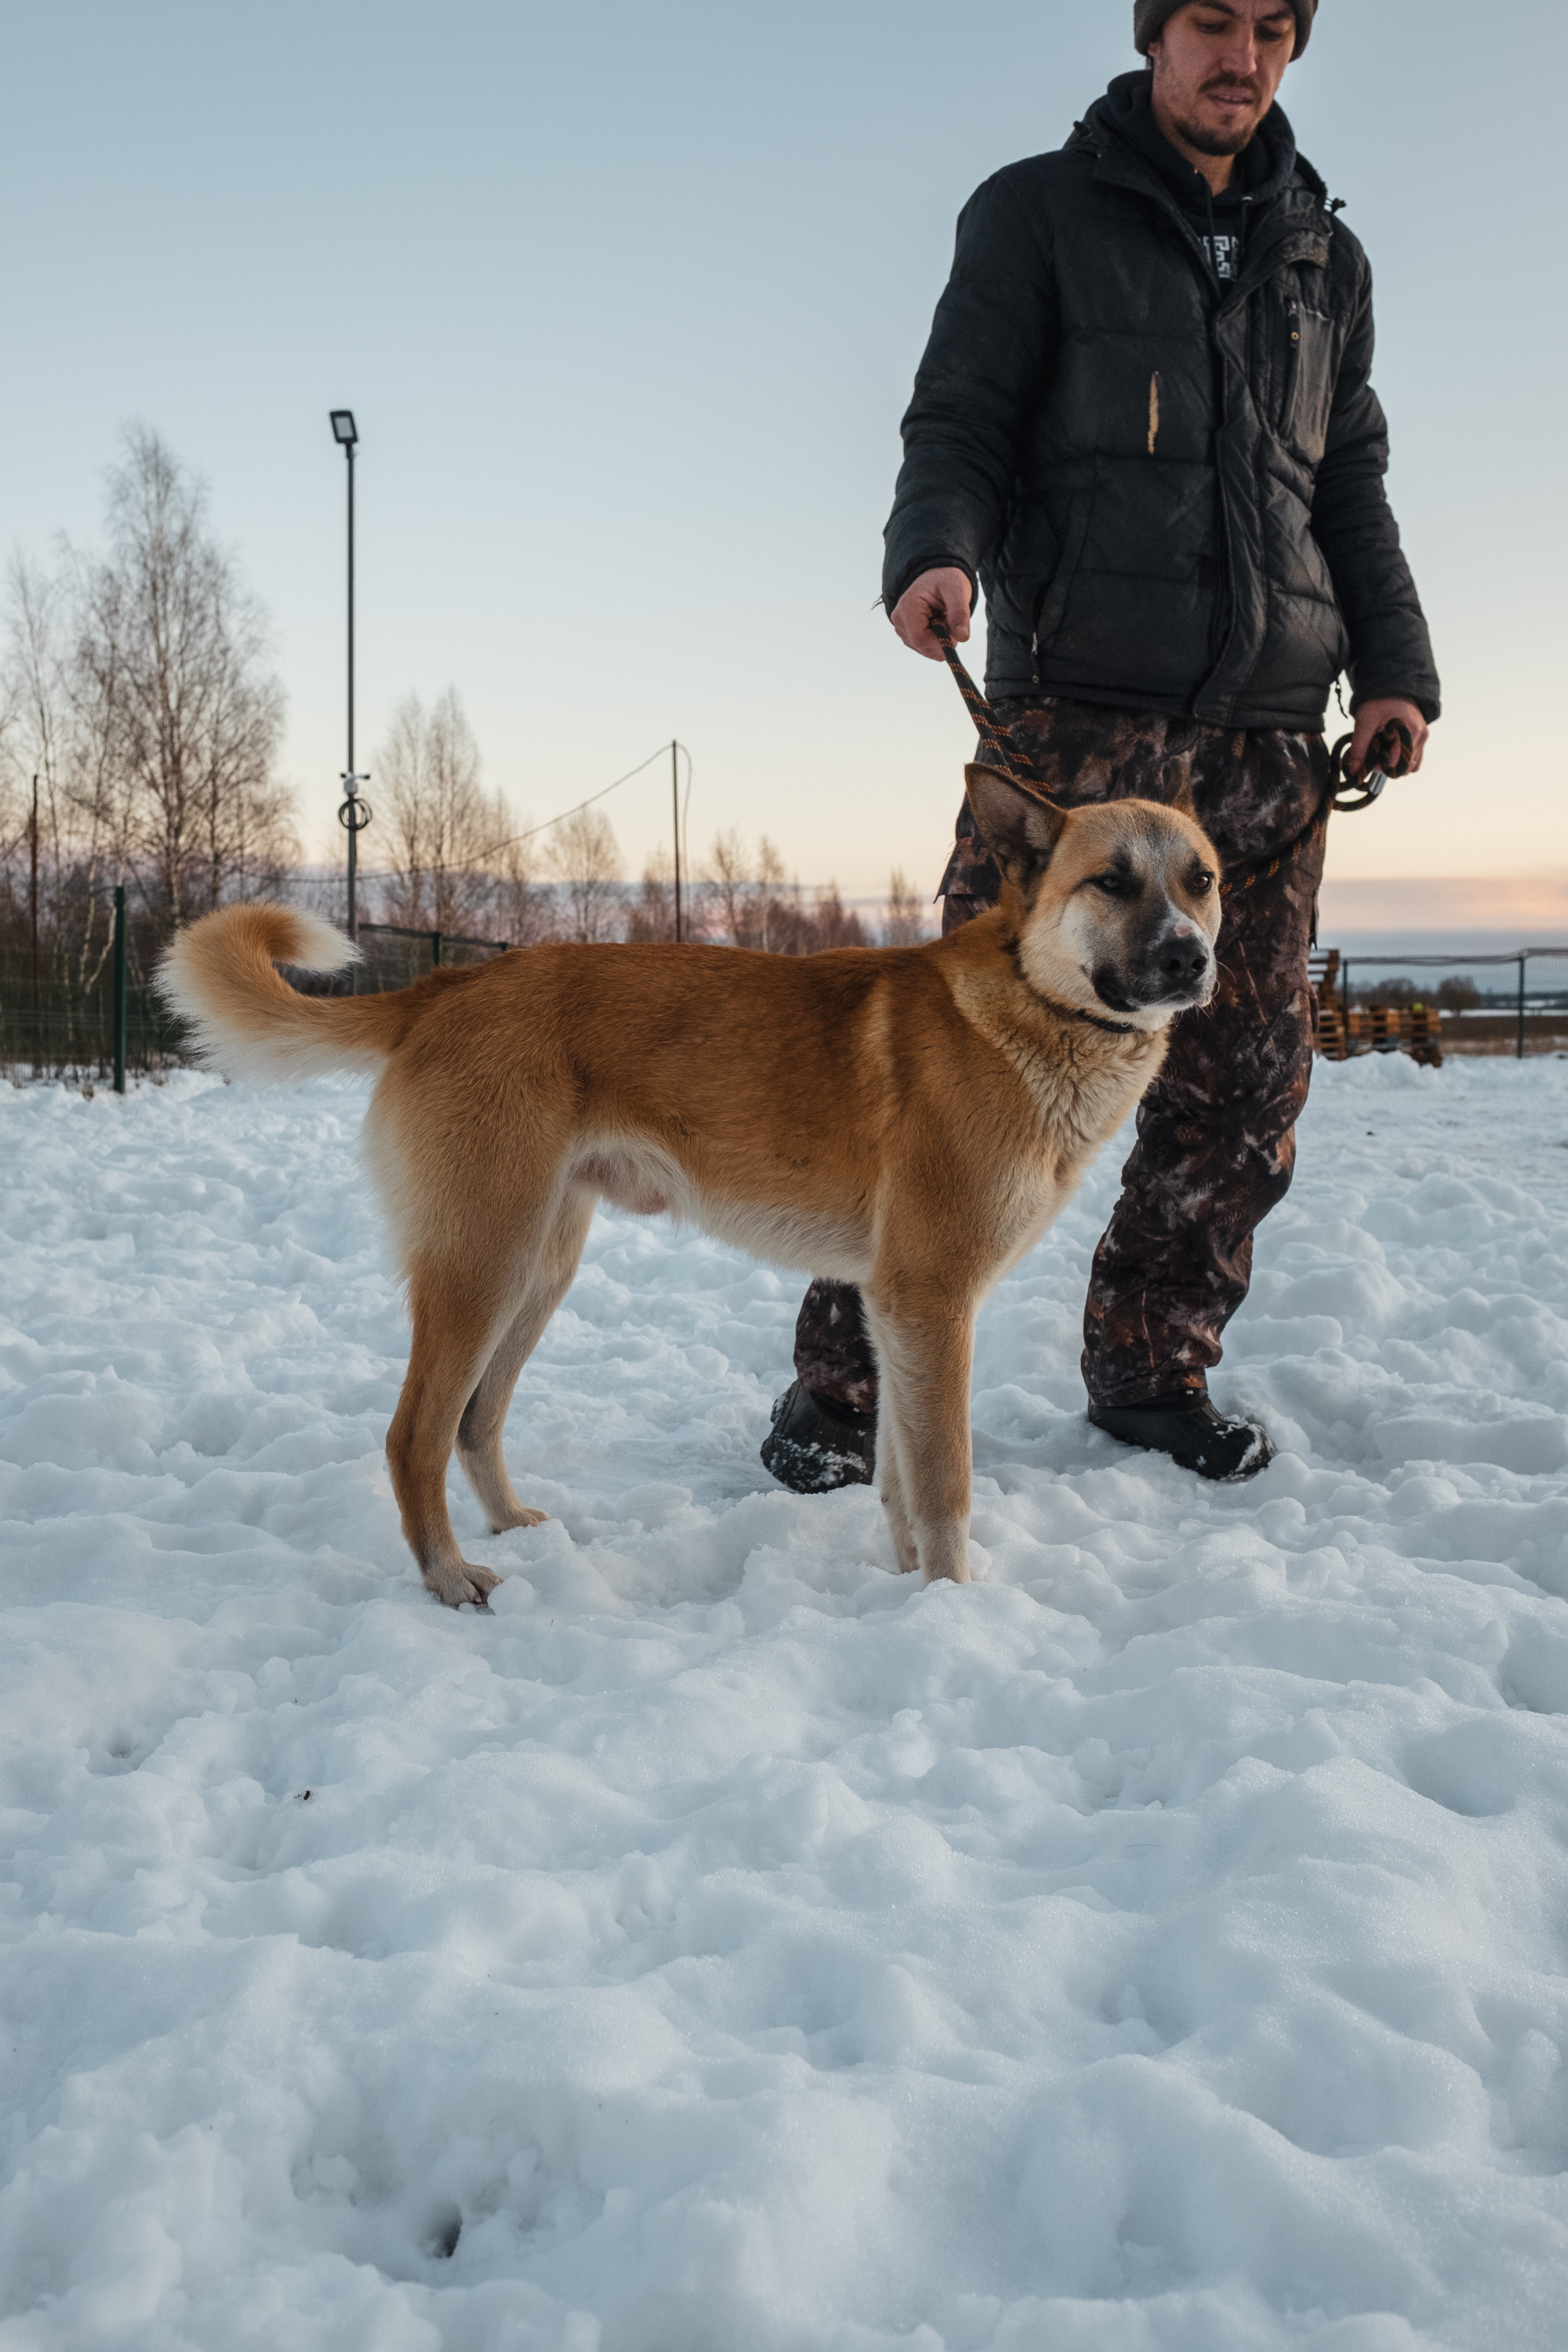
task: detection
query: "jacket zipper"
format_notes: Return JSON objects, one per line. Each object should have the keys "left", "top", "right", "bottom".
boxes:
{"left": 1079, "top": 129, "right": 1331, "bottom": 718}
{"left": 1280, "top": 293, "right": 1301, "bottom": 428}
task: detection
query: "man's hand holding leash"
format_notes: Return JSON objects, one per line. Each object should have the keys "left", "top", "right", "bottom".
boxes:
{"left": 1348, "top": 696, "right": 1427, "bottom": 779}
{"left": 891, "top": 568, "right": 975, "bottom": 660}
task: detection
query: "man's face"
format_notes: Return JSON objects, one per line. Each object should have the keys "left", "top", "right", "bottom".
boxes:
{"left": 1149, "top": 2, "right": 1297, "bottom": 158}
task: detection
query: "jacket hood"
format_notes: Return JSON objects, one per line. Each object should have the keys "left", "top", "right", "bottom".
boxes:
{"left": 1087, "top": 70, "right": 1299, "bottom": 216}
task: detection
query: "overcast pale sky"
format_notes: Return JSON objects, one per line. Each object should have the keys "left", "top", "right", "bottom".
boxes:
{"left": 2, "top": 1, "right": 1562, "bottom": 906}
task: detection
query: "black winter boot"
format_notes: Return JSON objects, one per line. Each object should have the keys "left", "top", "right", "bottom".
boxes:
{"left": 1087, "top": 1392, "right": 1272, "bottom": 1481}
{"left": 760, "top": 1381, "right": 877, "bottom": 1493}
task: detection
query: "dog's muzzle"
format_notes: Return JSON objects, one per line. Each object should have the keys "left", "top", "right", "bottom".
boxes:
{"left": 1094, "top": 926, "right": 1214, "bottom": 1013}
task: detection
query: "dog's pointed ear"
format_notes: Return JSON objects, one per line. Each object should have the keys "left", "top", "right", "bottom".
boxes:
{"left": 964, "top": 764, "right": 1068, "bottom": 891}
{"left": 1167, "top": 771, "right": 1199, "bottom": 820}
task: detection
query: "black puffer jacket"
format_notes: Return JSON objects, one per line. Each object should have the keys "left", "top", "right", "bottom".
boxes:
{"left": 884, "top": 77, "right": 1439, "bottom": 730}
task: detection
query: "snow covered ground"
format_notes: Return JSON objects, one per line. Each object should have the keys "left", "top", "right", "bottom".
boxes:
{"left": 2, "top": 1053, "right": 1567, "bottom": 2352}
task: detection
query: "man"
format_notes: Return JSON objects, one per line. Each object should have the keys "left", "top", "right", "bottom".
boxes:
{"left": 762, "top": 0, "right": 1438, "bottom": 1493}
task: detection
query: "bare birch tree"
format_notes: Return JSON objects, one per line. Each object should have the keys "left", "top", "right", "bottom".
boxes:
{"left": 626, "top": 846, "right": 678, "bottom": 943}
{"left": 488, "top": 836, "right": 552, "bottom": 946}
{"left": 376, "top": 686, "right": 539, "bottom": 937}
{"left": 750, "top": 837, "right": 791, "bottom": 951}
{"left": 0, "top": 562, "right": 69, "bottom": 969}
{"left": 808, "top": 884, "right": 868, "bottom": 949}
{"left": 699, "top": 831, "right": 795, "bottom": 950}
{"left": 4, "top": 550, "right": 136, "bottom": 982}
{"left": 546, "top": 806, "right": 622, "bottom": 942}
{"left": 70, "top": 426, "right": 292, "bottom": 924}
{"left": 882, "top": 868, "right": 932, "bottom": 946}
{"left": 2, "top": 425, "right": 296, "bottom": 1034}
{"left": 704, "top": 829, "right": 750, "bottom": 946}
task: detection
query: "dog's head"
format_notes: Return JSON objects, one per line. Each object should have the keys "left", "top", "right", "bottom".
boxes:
{"left": 965, "top": 764, "right": 1222, "bottom": 1028}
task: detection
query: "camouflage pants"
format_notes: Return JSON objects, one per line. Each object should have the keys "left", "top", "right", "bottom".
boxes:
{"left": 793, "top": 698, "right": 1330, "bottom": 1414}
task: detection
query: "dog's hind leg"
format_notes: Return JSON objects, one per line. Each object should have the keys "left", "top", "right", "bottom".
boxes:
{"left": 387, "top": 1260, "right": 514, "bottom": 1609}
{"left": 862, "top": 1287, "right": 975, "bottom": 1584}
{"left": 456, "top": 1189, "right": 595, "bottom": 1533}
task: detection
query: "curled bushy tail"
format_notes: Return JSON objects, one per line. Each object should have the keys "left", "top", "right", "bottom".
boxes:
{"left": 158, "top": 903, "right": 406, "bottom": 1082}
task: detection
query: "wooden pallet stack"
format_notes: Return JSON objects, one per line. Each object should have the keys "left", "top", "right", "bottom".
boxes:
{"left": 1309, "top": 949, "right": 1443, "bottom": 1067}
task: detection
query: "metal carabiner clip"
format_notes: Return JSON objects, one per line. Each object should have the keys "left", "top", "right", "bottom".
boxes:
{"left": 1330, "top": 719, "right": 1412, "bottom": 812}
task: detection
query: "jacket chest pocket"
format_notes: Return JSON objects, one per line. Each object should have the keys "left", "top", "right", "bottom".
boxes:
{"left": 1275, "top": 289, "right": 1336, "bottom": 458}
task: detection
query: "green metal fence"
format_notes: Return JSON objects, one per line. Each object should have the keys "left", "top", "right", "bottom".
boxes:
{"left": 0, "top": 887, "right": 187, "bottom": 1090}
{"left": 354, "top": 923, "right": 510, "bottom": 990}
{"left": 1, "top": 903, "right": 513, "bottom": 1091}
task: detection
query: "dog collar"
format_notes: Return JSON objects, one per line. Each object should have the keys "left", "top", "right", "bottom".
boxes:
{"left": 1043, "top": 996, "right": 1141, "bottom": 1037}
{"left": 1003, "top": 938, "right": 1150, "bottom": 1037}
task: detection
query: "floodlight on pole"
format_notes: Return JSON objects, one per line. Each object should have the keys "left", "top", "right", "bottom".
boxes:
{"left": 330, "top": 409, "right": 371, "bottom": 952}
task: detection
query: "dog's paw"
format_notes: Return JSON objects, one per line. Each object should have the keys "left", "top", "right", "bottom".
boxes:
{"left": 488, "top": 1506, "right": 549, "bottom": 1533}
{"left": 880, "top": 1497, "right": 920, "bottom": 1575}
{"left": 425, "top": 1560, "right": 503, "bottom": 1610}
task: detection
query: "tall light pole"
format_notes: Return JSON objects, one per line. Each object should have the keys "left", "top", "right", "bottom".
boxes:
{"left": 329, "top": 410, "right": 371, "bottom": 942}
{"left": 671, "top": 740, "right": 682, "bottom": 943}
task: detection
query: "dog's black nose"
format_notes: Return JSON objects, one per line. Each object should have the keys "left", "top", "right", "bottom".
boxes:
{"left": 1157, "top": 936, "right": 1210, "bottom": 984}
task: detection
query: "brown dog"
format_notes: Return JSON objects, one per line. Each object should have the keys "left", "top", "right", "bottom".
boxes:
{"left": 159, "top": 766, "right": 1221, "bottom": 1606}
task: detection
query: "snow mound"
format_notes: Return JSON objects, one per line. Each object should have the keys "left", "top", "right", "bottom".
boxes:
{"left": 2, "top": 1055, "right": 1567, "bottom": 2350}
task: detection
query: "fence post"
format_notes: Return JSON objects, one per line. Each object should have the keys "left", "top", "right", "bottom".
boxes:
{"left": 1517, "top": 956, "right": 1526, "bottom": 1061}
{"left": 112, "top": 886, "right": 128, "bottom": 1095}
{"left": 431, "top": 931, "right": 443, "bottom": 969}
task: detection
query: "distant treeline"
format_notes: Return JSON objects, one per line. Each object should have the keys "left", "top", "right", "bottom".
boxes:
{"left": 1, "top": 426, "right": 931, "bottom": 1006}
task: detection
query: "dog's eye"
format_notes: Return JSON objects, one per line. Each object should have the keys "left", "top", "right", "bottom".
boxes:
{"left": 1189, "top": 870, "right": 1214, "bottom": 895}
{"left": 1091, "top": 873, "right": 1128, "bottom": 897}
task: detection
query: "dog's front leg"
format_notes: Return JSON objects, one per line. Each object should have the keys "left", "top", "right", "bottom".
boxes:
{"left": 862, "top": 1290, "right": 975, "bottom": 1584}
{"left": 877, "top": 1410, "right": 921, "bottom": 1576}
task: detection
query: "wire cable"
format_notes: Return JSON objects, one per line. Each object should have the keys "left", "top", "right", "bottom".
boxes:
{"left": 464, "top": 741, "right": 677, "bottom": 865}
{"left": 350, "top": 740, "right": 681, "bottom": 883}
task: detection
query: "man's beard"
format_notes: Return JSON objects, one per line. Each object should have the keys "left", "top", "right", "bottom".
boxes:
{"left": 1169, "top": 87, "right": 1264, "bottom": 157}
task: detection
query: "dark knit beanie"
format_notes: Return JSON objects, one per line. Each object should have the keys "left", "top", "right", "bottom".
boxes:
{"left": 1134, "top": 1, "right": 1316, "bottom": 56}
